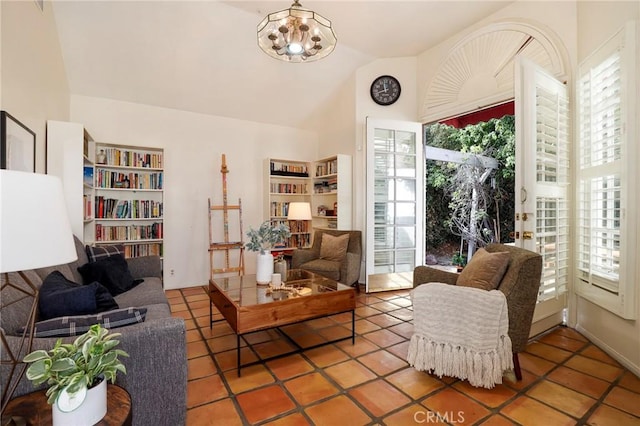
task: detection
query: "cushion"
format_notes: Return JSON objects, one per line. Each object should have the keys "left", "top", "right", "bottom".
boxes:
{"left": 26, "top": 307, "right": 147, "bottom": 338}
{"left": 319, "top": 233, "right": 350, "bottom": 262}
{"left": 456, "top": 248, "right": 510, "bottom": 291}
{"left": 38, "top": 271, "right": 119, "bottom": 321}
{"left": 78, "top": 254, "right": 142, "bottom": 296}
{"left": 86, "top": 244, "right": 126, "bottom": 263}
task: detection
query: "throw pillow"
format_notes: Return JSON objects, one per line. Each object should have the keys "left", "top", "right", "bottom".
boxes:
{"left": 456, "top": 248, "right": 510, "bottom": 291}
{"left": 39, "top": 271, "right": 97, "bottom": 321}
{"left": 26, "top": 307, "right": 147, "bottom": 338}
{"left": 319, "top": 233, "right": 350, "bottom": 262}
{"left": 78, "top": 254, "right": 142, "bottom": 296}
{"left": 86, "top": 244, "right": 126, "bottom": 263}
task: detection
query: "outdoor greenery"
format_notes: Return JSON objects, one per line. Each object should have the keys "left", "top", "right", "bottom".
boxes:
{"left": 424, "top": 115, "right": 515, "bottom": 258}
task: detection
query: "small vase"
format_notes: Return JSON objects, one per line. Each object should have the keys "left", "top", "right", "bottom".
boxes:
{"left": 52, "top": 377, "right": 107, "bottom": 426}
{"left": 256, "top": 252, "right": 274, "bottom": 284}
{"left": 274, "top": 256, "right": 287, "bottom": 281}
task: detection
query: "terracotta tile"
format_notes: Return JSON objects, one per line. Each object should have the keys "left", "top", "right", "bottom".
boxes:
{"left": 422, "top": 388, "right": 490, "bottom": 425}
{"left": 552, "top": 326, "right": 588, "bottom": 342}
{"left": 587, "top": 404, "right": 640, "bottom": 426}
{"left": 619, "top": 371, "right": 640, "bottom": 394}
{"left": 165, "top": 289, "right": 182, "bottom": 299}
{"left": 518, "top": 352, "right": 556, "bottom": 376}
{"left": 223, "top": 364, "right": 275, "bottom": 394}
{"left": 604, "top": 386, "right": 640, "bottom": 417}
{"left": 355, "top": 306, "right": 382, "bottom": 318}
{"left": 191, "top": 306, "right": 210, "bottom": 318}
{"left": 358, "top": 349, "right": 407, "bottom": 376}
{"left": 547, "top": 366, "right": 610, "bottom": 399}
{"left": 538, "top": 333, "right": 588, "bottom": 352}
{"left": 387, "top": 341, "right": 410, "bottom": 360}
{"left": 388, "top": 297, "right": 413, "bottom": 308}
{"left": 580, "top": 344, "right": 622, "bottom": 367}
{"left": 304, "top": 344, "right": 349, "bottom": 368}
{"left": 186, "top": 329, "right": 202, "bottom": 343}
{"left": 263, "top": 412, "right": 311, "bottom": 426}
{"left": 188, "top": 299, "right": 211, "bottom": 309}
{"left": 187, "top": 341, "right": 209, "bottom": 359}
{"left": 501, "top": 396, "right": 576, "bottom": 426}
{"left": 349, "top": 379, "right": 411, "bottom": 417}
{"left": 253, "top": 339, "right": 296, "bottom": 360}
{"left": 525, "top": 341, "right": 572, "bottom": 363}
{"left": 317, "top": 325, "right": 352, "bottom": 341}
{"left": 289, "top": 332, "right": 328, "bottom": 348}
{"left": 387, "top": 308, "right": 414, "bottom": 322}
{"left": 243, "top": 330, "right": 279, "bottom": 345}
{"left": 195, "top": 315, "right": 216, "bottom": 328}
{"left": 565, "top": 355, "right": 624, "bottom": 382}
{"left": 383, "top": 404, "right": 440, "bottom": 426}
{"left": 170, "top": 302, "right": 188, "bottom": 312}
{"left": 281, "top": 323, "right": 313, "bottom": 335}
{"left": 324, "top": 359, "right": 377, "bottom": 389}
{"left": 183, "top": 318, "right": 197, "bottom": 331}
{"left": 284, "top": 372, "right": 339, "bottom": 405}
{"left": 304, "top": 395, "right": 372, "bottom": 426}
{"left": 182, "top": 286, "right": 207, "bottom": 296}
{"left": 188, "top": 355, "right": 217, "bottom": 380}
{"left": 186, "top": 293, "right": 209, "bottom": 302}
{"left": 453, "top": 380, "right": 517, "bottom": 408}
{"left": 187, "top": 374, "right": 228, "bottom": 407}
{"left": 386, "top": 367, "right": 445, "bottom": 399}
{"left": 336, "top": 336, "right": 379, "bottom": 357}
{"left": 172, "top": 310, "right": 193, "bottom": 321}
{"left": 186, "top": 398, "right": 243, "bottom": 426}
{"left": 267, "top": 354, "right": 314, "bottom": 381}
{"left": 354, "top": 319, "right": 382, "bottom": 334}
{"left": 306, "top": 316, "right": 336, "bottom": 329}
{"left": 329, "top": 312, "right": 353, "bottom": 324}
{"left": 214, "top": 347, "right": 259, "bottom": 372}
{"left": 502, "top": 368, "right": 539, "bottom": 391}
{"left": 356, "top": 294, "right": 383, "bottom": 305}
{"left": 367, "top": 313, "right": 404, "bottom": 328}
{"left": 388, "top": 322, "right": 414, "bottom": 339}
{"left": 527, "top": 379, "right": 596, "bottom": 418}
{"left": 477, "top": 415, "right": 518, "bottom": 425}
{"left": 207, "top": 334, "right": 243, "bottom": 354}
{"left": 236, "top": 384, "right": 296, "bottom": 424}
{"left": 362, "top": 329, "right": 405, "bottom": 348}
{"left": 201, "top": 321, "right": 233, "bottom": 339}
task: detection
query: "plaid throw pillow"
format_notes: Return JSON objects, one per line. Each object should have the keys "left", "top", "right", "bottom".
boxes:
{"left": 25, "top": 307, "right": 147, "bottom": 338}
{"left": 86, "top": 244, "right": 125, "bottom": 263}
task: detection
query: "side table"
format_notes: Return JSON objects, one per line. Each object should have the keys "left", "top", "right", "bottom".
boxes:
{"left": 2, "top": 384, "right": 132, "bottom": 426}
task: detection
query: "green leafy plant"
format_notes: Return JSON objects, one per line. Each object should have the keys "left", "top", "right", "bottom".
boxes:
{"left": 452, "top": 252, "right": 467, "bottom": 268}
{"left": 23, "top": 324, "right": 128, "bottom": 405}
{"left": 245, "top": 220, "right": 291, "bottom": 254}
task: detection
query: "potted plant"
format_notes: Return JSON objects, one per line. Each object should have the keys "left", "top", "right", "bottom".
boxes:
{"left": 452, "top": 252, "right": 467, "bottom": 272}
{"left": 23, "top": 324, "right": 128, "bottom": 426}
{"left": 246, "top": 220, "right": 291, "bottom": 284}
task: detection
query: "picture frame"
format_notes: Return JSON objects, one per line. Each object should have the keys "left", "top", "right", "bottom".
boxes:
{"left": 1, "top": 111, "right": 36, "bottom": 172}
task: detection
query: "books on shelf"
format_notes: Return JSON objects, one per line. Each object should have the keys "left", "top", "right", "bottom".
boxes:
{"left": 270, "top": 182, "right": 308, "bottom": 194}
{"left": 95, "top": 222, "right": 163, "bottom": 242}
{"left": 315, "top": 159, "right": 338, "bottom": 177}
{"left": 83, "top": 166, "right": 94, "bottom": 186}
{"left": 94, "top": 196, "right": 163, "bottom": 219}
{"left": 95, "top": 169, "right": 163, "bottom": 190}
{"left": 98, "top": 147, "right": 163, "bottom": 169}
{"left": 270, "top": 160, "right": 308, "bottom": 177}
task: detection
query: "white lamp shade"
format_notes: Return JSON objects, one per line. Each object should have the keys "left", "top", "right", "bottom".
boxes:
{"left": 0, "top": 170, "right": 77, "bottom": 273}
{"left": 287, "top": 202, "right": 312, "bottom": 221}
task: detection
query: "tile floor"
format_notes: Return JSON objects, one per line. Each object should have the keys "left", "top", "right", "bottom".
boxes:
{"left": 166, "top": 286, "right": 640, "bottom": 426}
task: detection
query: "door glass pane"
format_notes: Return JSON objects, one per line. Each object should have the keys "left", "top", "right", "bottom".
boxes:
{"left": 374, "top": 129, "right": 394, "bottom": 152}
{"left": 396, "top": 202, "right": 415, "bottom": 225}
{"left": 375, "top": 153, "right": 394, "bottom": 177}
{"left": 396, "top": 226, "right": 415, "bottom": 248}
{"left": 374, "top": 251, "right": 394, "bottom": 273}
{"left": 395, "top": 250, "right": 415, "bottom": 271}
{"left": 395, "top": 131, "right": 416, "bottom": 154}
{"left": 374, "top": 226, "right": 394, "bottom": 249}
{"left": 374, "top": 202, "right": 394, "bottom": 225}
{"left": 374, "top": 178, "right": 394, "bottom": 201}
{"left": 395, "top": 155, "right": 416, "bottom": 177}
{"left": 396, "top": 179, "right": 415, "bottom": 201}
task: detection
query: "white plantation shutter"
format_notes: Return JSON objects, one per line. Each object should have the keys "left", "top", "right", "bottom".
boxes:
{"left": 576, "top": 22, "right": 636, "bottom": 319}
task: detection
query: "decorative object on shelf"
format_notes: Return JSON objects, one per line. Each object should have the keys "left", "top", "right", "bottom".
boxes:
{"left": 370, "top": 75, "right": 401, "bottom": 106}
{"left": 0, "top": 111, "right": 35, "bottom": 172}
{"left": 274, "top": 253, "right": 288, "bottom": 282}
{"left": 287, "top": 202, "right": 312, "bottom": 221}
{"left": 96, "top": 149, "right": 106, "bottom": 164}
{"left": 0, "top": 171, "right": 77, "bottom": 415}
{"left": 23, "top": 324, "right": 129, "bottom": 426}
{"left": 246, "top": 220, "right": 291, "bottom": 284}
{"left": 257, "top": 0, "right": 337, "bottom": 63}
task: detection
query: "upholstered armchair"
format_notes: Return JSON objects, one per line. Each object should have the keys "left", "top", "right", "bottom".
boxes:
{"left": 412, "top": 243, "right": 543, "bottom": 380}
{"left": 291, "top": 229, "right": 362, "bottom": 286}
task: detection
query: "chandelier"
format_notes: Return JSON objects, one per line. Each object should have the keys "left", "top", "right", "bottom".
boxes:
{"left": 257, "top": 1, "right": 337, "bottom": 63}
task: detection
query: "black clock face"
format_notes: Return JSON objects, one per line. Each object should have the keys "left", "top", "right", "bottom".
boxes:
{"left": 370, "top": 75, "right": 401, "bottom": 106}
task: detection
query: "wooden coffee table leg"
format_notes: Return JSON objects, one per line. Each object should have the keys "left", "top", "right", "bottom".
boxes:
{"left": 351, "top": 310, "right": 355, "bottom": 344}
{"left": 237, "top": 334, "right": 242, "bottom": 377}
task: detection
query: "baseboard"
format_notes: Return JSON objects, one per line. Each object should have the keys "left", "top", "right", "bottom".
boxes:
{"left": 575, "top": 324, "right": 640, "bottom": 377}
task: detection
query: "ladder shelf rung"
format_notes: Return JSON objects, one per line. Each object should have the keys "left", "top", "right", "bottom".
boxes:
{"left": 209, "top": 242, "right": 244, "bottom": 250}
{"left": 210, "top": 205, "right": 241, "bottom": 211}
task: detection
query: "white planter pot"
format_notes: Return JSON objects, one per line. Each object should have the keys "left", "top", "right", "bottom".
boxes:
{"left": 256, "top": 252, "right": 274, "bottom": 284}
{"left": 52, "top": 378, "right": 107, "bottom": 426}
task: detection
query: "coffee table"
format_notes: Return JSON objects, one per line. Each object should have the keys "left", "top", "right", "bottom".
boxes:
{"left": 208, "top": 269, "right": 356, "bottom": 375}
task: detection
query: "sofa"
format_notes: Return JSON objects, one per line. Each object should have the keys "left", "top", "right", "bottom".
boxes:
{"left": 1, "top": 237, "right": 187, "bottom": 426}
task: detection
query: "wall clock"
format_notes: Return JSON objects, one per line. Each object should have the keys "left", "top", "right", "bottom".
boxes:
{"left": 370, "top": 75, "right": 401, "bottom": 106}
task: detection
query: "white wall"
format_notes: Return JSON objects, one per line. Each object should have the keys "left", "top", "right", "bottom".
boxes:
{"left": 70, "top": 95, "right": 318, "bottom": 289}
{"left": 1, "top": 0, "right": 70, "bottom": 172}
{"left": 574, "top": 1, "right": 640, "bottom": 375}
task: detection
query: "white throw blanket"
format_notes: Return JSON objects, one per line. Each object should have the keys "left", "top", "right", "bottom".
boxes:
{"left": 407, "top": 282, "right": 513, "bottom": 389}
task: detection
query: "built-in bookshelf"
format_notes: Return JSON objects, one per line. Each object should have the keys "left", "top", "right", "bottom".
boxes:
{"left": 311, "top": 154, "right": 352, "bottom": 230}
{"left": 264, "top": 158, "right": 312, "bottom": 250}
{"left": 94, "top": 143, "right": 164, "bottom": 259}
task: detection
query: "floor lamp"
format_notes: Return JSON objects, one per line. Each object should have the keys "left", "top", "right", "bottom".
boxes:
{"left": 0, "top": 171, "right": 77, "bottom": 415}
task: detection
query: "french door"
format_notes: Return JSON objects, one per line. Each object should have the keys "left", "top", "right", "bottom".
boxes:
{"left": 515, "top": 57, "right": 570, "bottom": 332}
{"left": 365, "top": 118, "right": 424, "bottom": 292}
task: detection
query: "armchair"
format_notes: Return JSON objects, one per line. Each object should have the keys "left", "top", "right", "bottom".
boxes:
{"left": 291, "top": 229, "right": 362, "bottom": 286}
{"left": 412, "top": 243, "right": 543, "bottom": 380}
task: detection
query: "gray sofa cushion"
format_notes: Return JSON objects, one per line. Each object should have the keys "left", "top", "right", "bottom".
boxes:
{"left": 27, "top": 307, "right": 148, "bottom": 338}
{"left": 114, "top": 278, "right": 168, "bottom": 308}
{"left": 298, "top": 259, "right": 341, "bottom": 281}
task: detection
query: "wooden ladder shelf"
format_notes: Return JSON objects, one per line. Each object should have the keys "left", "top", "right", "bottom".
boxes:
{"left": 208, "top": 154, "right": 244, "bottom": 278}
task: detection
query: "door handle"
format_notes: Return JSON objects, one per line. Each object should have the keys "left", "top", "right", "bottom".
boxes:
{"left": 523, "top": 231, "right": 533, "bottom": 240}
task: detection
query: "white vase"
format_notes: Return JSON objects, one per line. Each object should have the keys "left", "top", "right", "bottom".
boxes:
{"left": 256, "top": 252, "right": 274, "bottom": 284}
{"left": 52, "top": 378, "right": 107, "bottom": 426}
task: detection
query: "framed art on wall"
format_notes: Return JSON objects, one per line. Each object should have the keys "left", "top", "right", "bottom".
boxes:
{"left": 1, "top": 111, "right": 36, "bottom": 172}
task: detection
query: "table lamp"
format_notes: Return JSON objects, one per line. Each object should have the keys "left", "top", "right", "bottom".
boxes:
{"left": 287, "top": 202, "right": 312, "bottom": 221}
{"left": 0, "top": 170, "right": 77, "bottom": 414}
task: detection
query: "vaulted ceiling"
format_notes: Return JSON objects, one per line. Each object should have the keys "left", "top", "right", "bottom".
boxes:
{"left": 51, "top": 1, "right": 511, "bottom": 129}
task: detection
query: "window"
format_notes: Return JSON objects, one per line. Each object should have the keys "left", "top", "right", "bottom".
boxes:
{"left": 576, "top": 22, "right": 637, "bottom": 319}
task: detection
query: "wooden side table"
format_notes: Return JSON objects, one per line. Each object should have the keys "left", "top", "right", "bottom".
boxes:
{"left": 2, "top": 384, "right": 132, "bottom": 426}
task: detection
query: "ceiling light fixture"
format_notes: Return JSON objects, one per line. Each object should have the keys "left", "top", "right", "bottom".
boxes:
{"left": 257, "top": 0, "right": 337, "bottom": 63}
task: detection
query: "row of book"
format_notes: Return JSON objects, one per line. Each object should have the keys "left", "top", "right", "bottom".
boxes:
{"left": 274, "top": 234, "right": 311, "bottom": 249}
{"left": 97, "top": 147, "right": 163, "bottom": 169}
{"left": 271, "top": 219, "right": 310, "bottom": 233}
{"left": 313, "top": 179, "right": 337, "bottom": 193}
{"left": 270, "top": 161, "right": 308, "bottom": 176}
{"left": 94, "top": 197, "right": 163, "bottom": 219}
{"left": 95, "top": 170, "right": 163, "bottom": 190}
{"left": 119, "top": 243, "right": 163, "bottom": 258}
{"left": 315, "top": 160, "right": 338, "bottom": 177}
{"left": 270, "top": 183, "right": 308, "bottom": 194}
{"left": 95, "top": 222, "right": 163, "bottom": 242}
{"left": 270, "top": 201, "right": 295, "bottom": 218}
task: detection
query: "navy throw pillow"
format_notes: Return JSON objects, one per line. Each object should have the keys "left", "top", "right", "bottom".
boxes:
{"left": 78, "top": 254, "right": 142, "bottom": 296}
{"left": 39, "top": 271, "right": 97, "bottom": 321}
